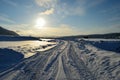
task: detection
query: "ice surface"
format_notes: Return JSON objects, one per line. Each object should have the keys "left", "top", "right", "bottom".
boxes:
{"left": 0, "top": 40, "right": 57, "bottom": 58}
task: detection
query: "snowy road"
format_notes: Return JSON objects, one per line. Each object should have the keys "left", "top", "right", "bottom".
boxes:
{"left": 0, "top": 40, "right": 120, "bottom": 80}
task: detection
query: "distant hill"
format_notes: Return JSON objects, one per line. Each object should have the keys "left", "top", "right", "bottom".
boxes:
{"left": 0, "top": 26, "right": 40, "bottom": 41}
{"left": 0, "top": 36, "right": 39, "bottom": 41}
{"left": 0, "top": 26, "right": 19, "bottom": 36}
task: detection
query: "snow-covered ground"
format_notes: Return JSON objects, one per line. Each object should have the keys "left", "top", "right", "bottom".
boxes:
{"left": 0, "top": 39, "right": 120, "bottom": 80}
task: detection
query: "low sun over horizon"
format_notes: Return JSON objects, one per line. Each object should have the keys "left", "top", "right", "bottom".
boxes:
{"left": 0, "top": 0, "right": 120, "bottom": 36}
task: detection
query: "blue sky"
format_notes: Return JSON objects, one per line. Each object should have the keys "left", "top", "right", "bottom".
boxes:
{"left": 0, "top": 0, "right": 120, "bottom": 36}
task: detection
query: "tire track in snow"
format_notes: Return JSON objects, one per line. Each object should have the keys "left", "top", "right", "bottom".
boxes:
{"left": 66, "top": 42, "right": 96, "bottom": 80}
{"left": 42, "top": 41, "right": 68, "bottom": 80}
{"left": 55, "top": 42, "right": 69, "bottom": 80}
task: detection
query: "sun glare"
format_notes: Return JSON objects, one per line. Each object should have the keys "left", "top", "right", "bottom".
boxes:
{"left": 35, "top": 18, "right": 46, "bottom": 29}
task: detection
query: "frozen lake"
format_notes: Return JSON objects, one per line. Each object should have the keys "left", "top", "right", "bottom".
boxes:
{"left": 0, "top": 40, "right": 56, "bottom": 48}
{"left": 0, "top": 40, "right": 57, "bottom": 58}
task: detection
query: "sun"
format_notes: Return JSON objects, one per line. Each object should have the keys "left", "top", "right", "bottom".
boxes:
{"left": 35, "top": 17, "right": 46, "bottom": 29}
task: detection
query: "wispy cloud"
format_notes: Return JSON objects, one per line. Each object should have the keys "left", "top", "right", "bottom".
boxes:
{"left": 34, "top": 0, "right": 106, "bottom": 17}
{"left": 39, "top": 8, "right": 54, "bottom": 15}
{"left": 2, "top": 0, "right": 17, "bottom": 6}
{"left": 100, "top": 5, "right": 120, "bottom": 24}
{"left": 1, "top": 24, "right": 30, "bottom": 30}
{"left": 86, "top": 0, "right": 107, "bottom": 8}
{"left": 111, "top": 23, "right": 120, "bottom": 28}
{"left": 57, "top": 6, "right": 85, "bottom": 17}
{"left": 0, "top": 15, "right": 15, "bottom": 23}
{"left": 54, "top": 0, "right": 86, "bottom": 16}
{"left": 10, "top": 23, "right": 80, "bottom": 36}
{"left": 108, "top": 17, "right": 120, "bottom": 22}
{"left": 56, "top": 0, "right": 106, "bottom": 17}
{"left": 35, "top": 0, "right": 56, "bottom": 8}
{"left": 100, "top": 5, "right": 120, "bottom": 15}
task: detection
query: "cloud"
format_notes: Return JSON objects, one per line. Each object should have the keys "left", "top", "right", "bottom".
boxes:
{"left": 0, "top": 15, "right": 15, "bottom": 23}
{"left": 108, "top": 17, "right": 120, "bottom": 22}
{"left": 86, "top": 0, "right": 106, "bottom": 8}
{"left": 10, "top": 24, "right": 80, "bottom": 36}
{"left": 55, "top": 0, "right": 85, "bottom": 16}
{"left": 100, "top": 5, "right": 120, "bottom": 24}
{"left": 49, "top": 24, "right": 78, "bottom": 36}
{"left": 57, "top": 6, "right": 85, "bottom": 16}
{"left": 111, "top": 23, "right": 120, "bottom": 28}
{"left": 39, "top": 8, "right": 54, "bottom": 15}
{"left": 55, "top": 0, "right": 106, "bottom": 17}
{"left": 34, "top": 0, "right": 106, "bottom": 17}
{"left": 35, "top": 0, "right": 56, "bottom": 8}
{"left": 2, "top": 0, "right": 17, "bottom": 6}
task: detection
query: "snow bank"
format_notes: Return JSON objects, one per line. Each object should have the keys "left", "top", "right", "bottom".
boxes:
{"left": 86, "top": 39, "right": 120, "bottom": 53}
{"left": 0, "top": 48, "right": 24, "bottom": 72}
{"left": 77, "top": 39, "right": 120, "bottom": 80}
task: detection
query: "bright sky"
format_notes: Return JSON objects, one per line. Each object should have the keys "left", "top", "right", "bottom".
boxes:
{"left": 0, "top": 0, "right": 120, "bottom": 36}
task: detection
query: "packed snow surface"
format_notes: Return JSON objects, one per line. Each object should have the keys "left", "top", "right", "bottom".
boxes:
{"left": 0, "top": 39, "right": 120, "bottom": 80}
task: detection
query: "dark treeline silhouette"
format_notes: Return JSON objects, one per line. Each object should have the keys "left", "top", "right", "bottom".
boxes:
{"left": 55, "top": 33, "right": 120, "bottom": 40}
